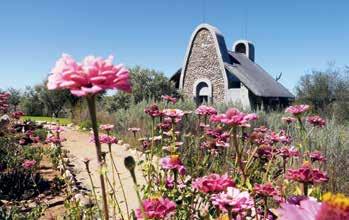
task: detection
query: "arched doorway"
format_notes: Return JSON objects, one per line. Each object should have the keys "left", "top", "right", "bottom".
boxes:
{"left": 193, "top": 79, "right": 212, "bottom": 105}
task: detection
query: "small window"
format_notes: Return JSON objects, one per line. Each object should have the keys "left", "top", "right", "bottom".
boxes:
{"left": 235, "top": 43, "right": 246, "bottom": 54}
{"left": 228, "top": 81, "right": 240, "bottom": 89}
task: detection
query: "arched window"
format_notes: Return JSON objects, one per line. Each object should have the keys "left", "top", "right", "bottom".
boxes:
{"left": 235, "top": 43, "right": 246, "bottom": 54}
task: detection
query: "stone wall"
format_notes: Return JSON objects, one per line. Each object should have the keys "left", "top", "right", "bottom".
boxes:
{"left": 182, "top": 29, "right": 225, "bottom": 103}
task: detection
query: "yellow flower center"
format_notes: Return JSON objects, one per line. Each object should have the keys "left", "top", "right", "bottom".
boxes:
{"left": 322, "top": 192, "right": 349, "bottom": 211}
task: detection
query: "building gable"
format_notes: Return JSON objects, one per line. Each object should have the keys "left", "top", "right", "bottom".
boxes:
{"left": 179, "top": 24, "right": 229, "bottom": 103}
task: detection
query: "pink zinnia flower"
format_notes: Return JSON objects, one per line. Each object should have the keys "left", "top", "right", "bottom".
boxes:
{"left": 160, "top": 155, "right": 186, "bottom": 175}
{"left": 90, "top": 134, "right": 118, "bottom": 145}
{"left": 46, "top": 135, "right": 67, "bottom": 144}
{"left": 162, "top": 109, "right": 184, "bottom": 119}
{"left": 11, "top": 111, "right": 24, "bottom": 119}
{"left": 162, "top": 95, "right": 177, "bottom": 104}
{"left": 306, "top": 115, "right": 326, "bottom": 128}
{"left": 100, "top": 124, "right": 114, "bottom": 131}
{"left": 144, "top": 104, "right": 162, "bottom": 118}
{"left": 279, "top": 146, "right": 300, "bottom": 159}
{"left": 211, "top": 108, "right": 258, "bottom": 127}
{"left": 47, "top": 54, "right": 131, "bottom": 96}
{"left": 275, "top": 193, "right": 349, "bottom": 220}
{"left": 0, "top": 92, "right": 10, "bottom": 112}
{"left": 253, "top": 183, "right": 279, "bottom": 197}
{"left": 308, "top": 151, "right": 326, "bottom": 162}
{"left": 211, "top": 187, "right": 253, "bottom": 214}
{"left": 22, "top": 159, "right": 37, "bottom": 169}
{"left": 135, "top": 197, "right": 176, "bottom": 219}
{"left": 286, "top": 162, "right": 328, "bottom": 185}
{"left": 282, "top": 116, "right": 297, "bottom": 124}
{"left": 192, "top": 173, "right": 235, "bottom": 193}
{"left": 49, "top": 125, "right": 65, "bottom": 133}
{"left": 195, "top": 105, "right": 217, "bottom": 116}
{"left": 128, "top": 127, "right": 141, "bottom": 132}
{"left": 285, "top": 104, "right": 310, "bottom": 116}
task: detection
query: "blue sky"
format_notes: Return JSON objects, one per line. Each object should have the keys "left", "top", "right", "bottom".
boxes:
{"left": 0, "top": 0, "right": 348, "bottom": 93}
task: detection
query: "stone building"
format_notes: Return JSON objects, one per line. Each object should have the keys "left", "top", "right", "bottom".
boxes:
{"left": 170, "top": 23, "right": 294, "bottom": 110}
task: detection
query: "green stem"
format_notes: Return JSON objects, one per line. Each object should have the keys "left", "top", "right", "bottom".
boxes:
{"left": 87, "top": 96, "right": 109, "bottom": 220}
{"left": 86, "top": 167, "right": 102, "bottom": 219}
{"left": 105, "top": 175, "right": 125, "bottom": 220}
{"left": 110, "top": 148, "right": 130, "bottom": 219}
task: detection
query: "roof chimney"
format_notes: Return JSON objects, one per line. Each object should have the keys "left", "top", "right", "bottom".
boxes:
{"left": 233, "top": 40, "right": 255, "bottom": 62}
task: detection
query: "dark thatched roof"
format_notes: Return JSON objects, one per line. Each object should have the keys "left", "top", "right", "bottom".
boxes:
{"left": 225, "top": 51, "right": 294, "bottom": 98}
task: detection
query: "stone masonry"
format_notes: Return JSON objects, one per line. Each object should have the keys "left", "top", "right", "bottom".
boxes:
{"left": 182, "top": 29, "right": 225, "bottom": 103}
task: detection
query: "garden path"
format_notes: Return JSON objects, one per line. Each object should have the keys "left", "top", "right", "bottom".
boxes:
{"left": 62, "top": 128, "right": 146, "bottom": 213}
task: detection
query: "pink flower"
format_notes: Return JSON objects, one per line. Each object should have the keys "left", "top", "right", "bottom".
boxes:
{"left": 306, "top": 115, "right": 326, "bottom": 128}
{"left": 128, "top": 127, "right": 141, "bottom": 132}
{"left": 308, "top": 150, "right": 326, "bottom": 162}
{"left": 100, "top": 124, "right": 114, "bottom": 131}
{"left": 47, "top": 54, "right": 131, "bottom": 96}
{"left": 0, "top": 92, "right": 10, "bottom": 112}
{"left": 11, "top": 111, "right": 24, "bottom": 119}
{"left": 211, "top": 187, "right": 253, "bottom": 214}
{"left": 162, "top": 95, "right": 177, "bottom": 104}
{"left": 160, "top": 155, "right": 186, "bottom": 175}
{"left": 90, "top": 134, "right": 118, "bottom": 145}
{"left": 195, "top": 105, "right": 217, "bottom": 116}
{"left": 49, "top": 125, "right": 65, "bottom": 133}
{"left": 253, "top": 183, "right": 279, "bottom": 197}
{"left": 275, "top": 198, "right": 321, "bottom": 220}
{"left": 46, "top": 135, "right": 66, "bottom": 144}
{"left": 279, "top": 146, "right": 300, "bottom": 159}
{"left": 162, "top": 109, "right": 184, "bottom": 119}
{"left": 210, "top": 108, "right": 258, "bottom": 127}
{"left": 285, "top": 104, "right": 310, "bottom": 116}
{"left": 286, "top": 162, "right": 328, "bottom": 185}
{"left": 22, "top": 159, "right": 37, "bottom": 169}
{"left": 144, "top": 104, "right": 162, "bottom": 118}
{"left": 282, "top": 116, "right": 297, "bottom": 124}
{"left": 135, "top": 197, "right": 176, "bottom": 219}
{"left": 192, "top": 173, "right": 235, "bottom": 193}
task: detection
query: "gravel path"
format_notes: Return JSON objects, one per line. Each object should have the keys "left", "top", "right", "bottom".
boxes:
{"left": 61, "top": 128, "right": 145, "bottom": 214}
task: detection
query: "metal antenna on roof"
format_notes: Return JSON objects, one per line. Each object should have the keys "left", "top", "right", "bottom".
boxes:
{"left": 244, "top": 8, "right": 249, "bottom": 39}
{"left": 202, "top": 0, "right": 206, "bottom": 23}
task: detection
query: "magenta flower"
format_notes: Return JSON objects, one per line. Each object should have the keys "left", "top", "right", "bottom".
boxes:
{"left": 253, "top": 183, "right": 279, "bottom": 197}
{"left": 279, "top": 146, "right": 300, "bottom": 159}
{"left": 306, "top": 115, "right": 326, "bottom": 128}
{"left": 195, "top": 105, "right": 217, "bottom": 116}
{"left": 90, "top": 134, "right": 118, "bottom": 145}
{"left": 210, "top": 108, "right": 258, "bottom": 127}
{"left": 282, "top": 116, "right": 297, "bottom": 124}
{"left": 100, "top": 124, "right": 114, "bottom": 131}
{"left": 162, "top": 95, "right": 177, "bottom": 104}
{"left": 285, "top": 104, "right": 310, "bottom": 116}
{"left": 286, "top": 162, "right": 329, "bottom": 185}
{"left": 22, "top": 159, "right": 37, "bottom": 169}
{"left": 11, "top": 111, "right": 24, "bottom": 119}
{"left": 46, "top": 135, "right": 67, "bottom": 144}
{"left": 49, "top": 125, "right": 65, "bottom": 133}
{"left": 160, "top": 155, "right": 186, "bottom": 175}
{"left": 0, "top": 92, "right": 10, "bottom": 112}
{"left": 211, "top": 187, "right": 253, "bottom": 214}
{"left": 308, "top": 150, "right": 326, "bottom": 162}
{"left": 135, "top": 197, "right": 176, "bottom": 219}
{"left": 162, "top": 109, "right": 184, "bottom": 119}
{"left": 275, "top": 198, "right": 321, "bottom": 220}
{"left": 192, "top": 173, "right": 235, "bottom": 193}
{"left": 128, "top": 127, "right": 141, "bottom": 132}
{"left": 144, "top": 104, "right": 163, "bottom": 118}
{"left": 47, "top": 54, "right": 131, "bottom": 96}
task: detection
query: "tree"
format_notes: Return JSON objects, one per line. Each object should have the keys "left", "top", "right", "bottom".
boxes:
{"left": 7, "top": 88, "right": 21, "bottom": 111}
{"left": 36, "top": 84, "right": 70, "bottom": 117}
{"left": 20, "top": 86, "right": 45, "bottom": 116}
{"left": 295, "top": 65, "right": 349, "bottom": 120}
{"left": 103, "top": 66, "right": 178, "bottom": 112}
